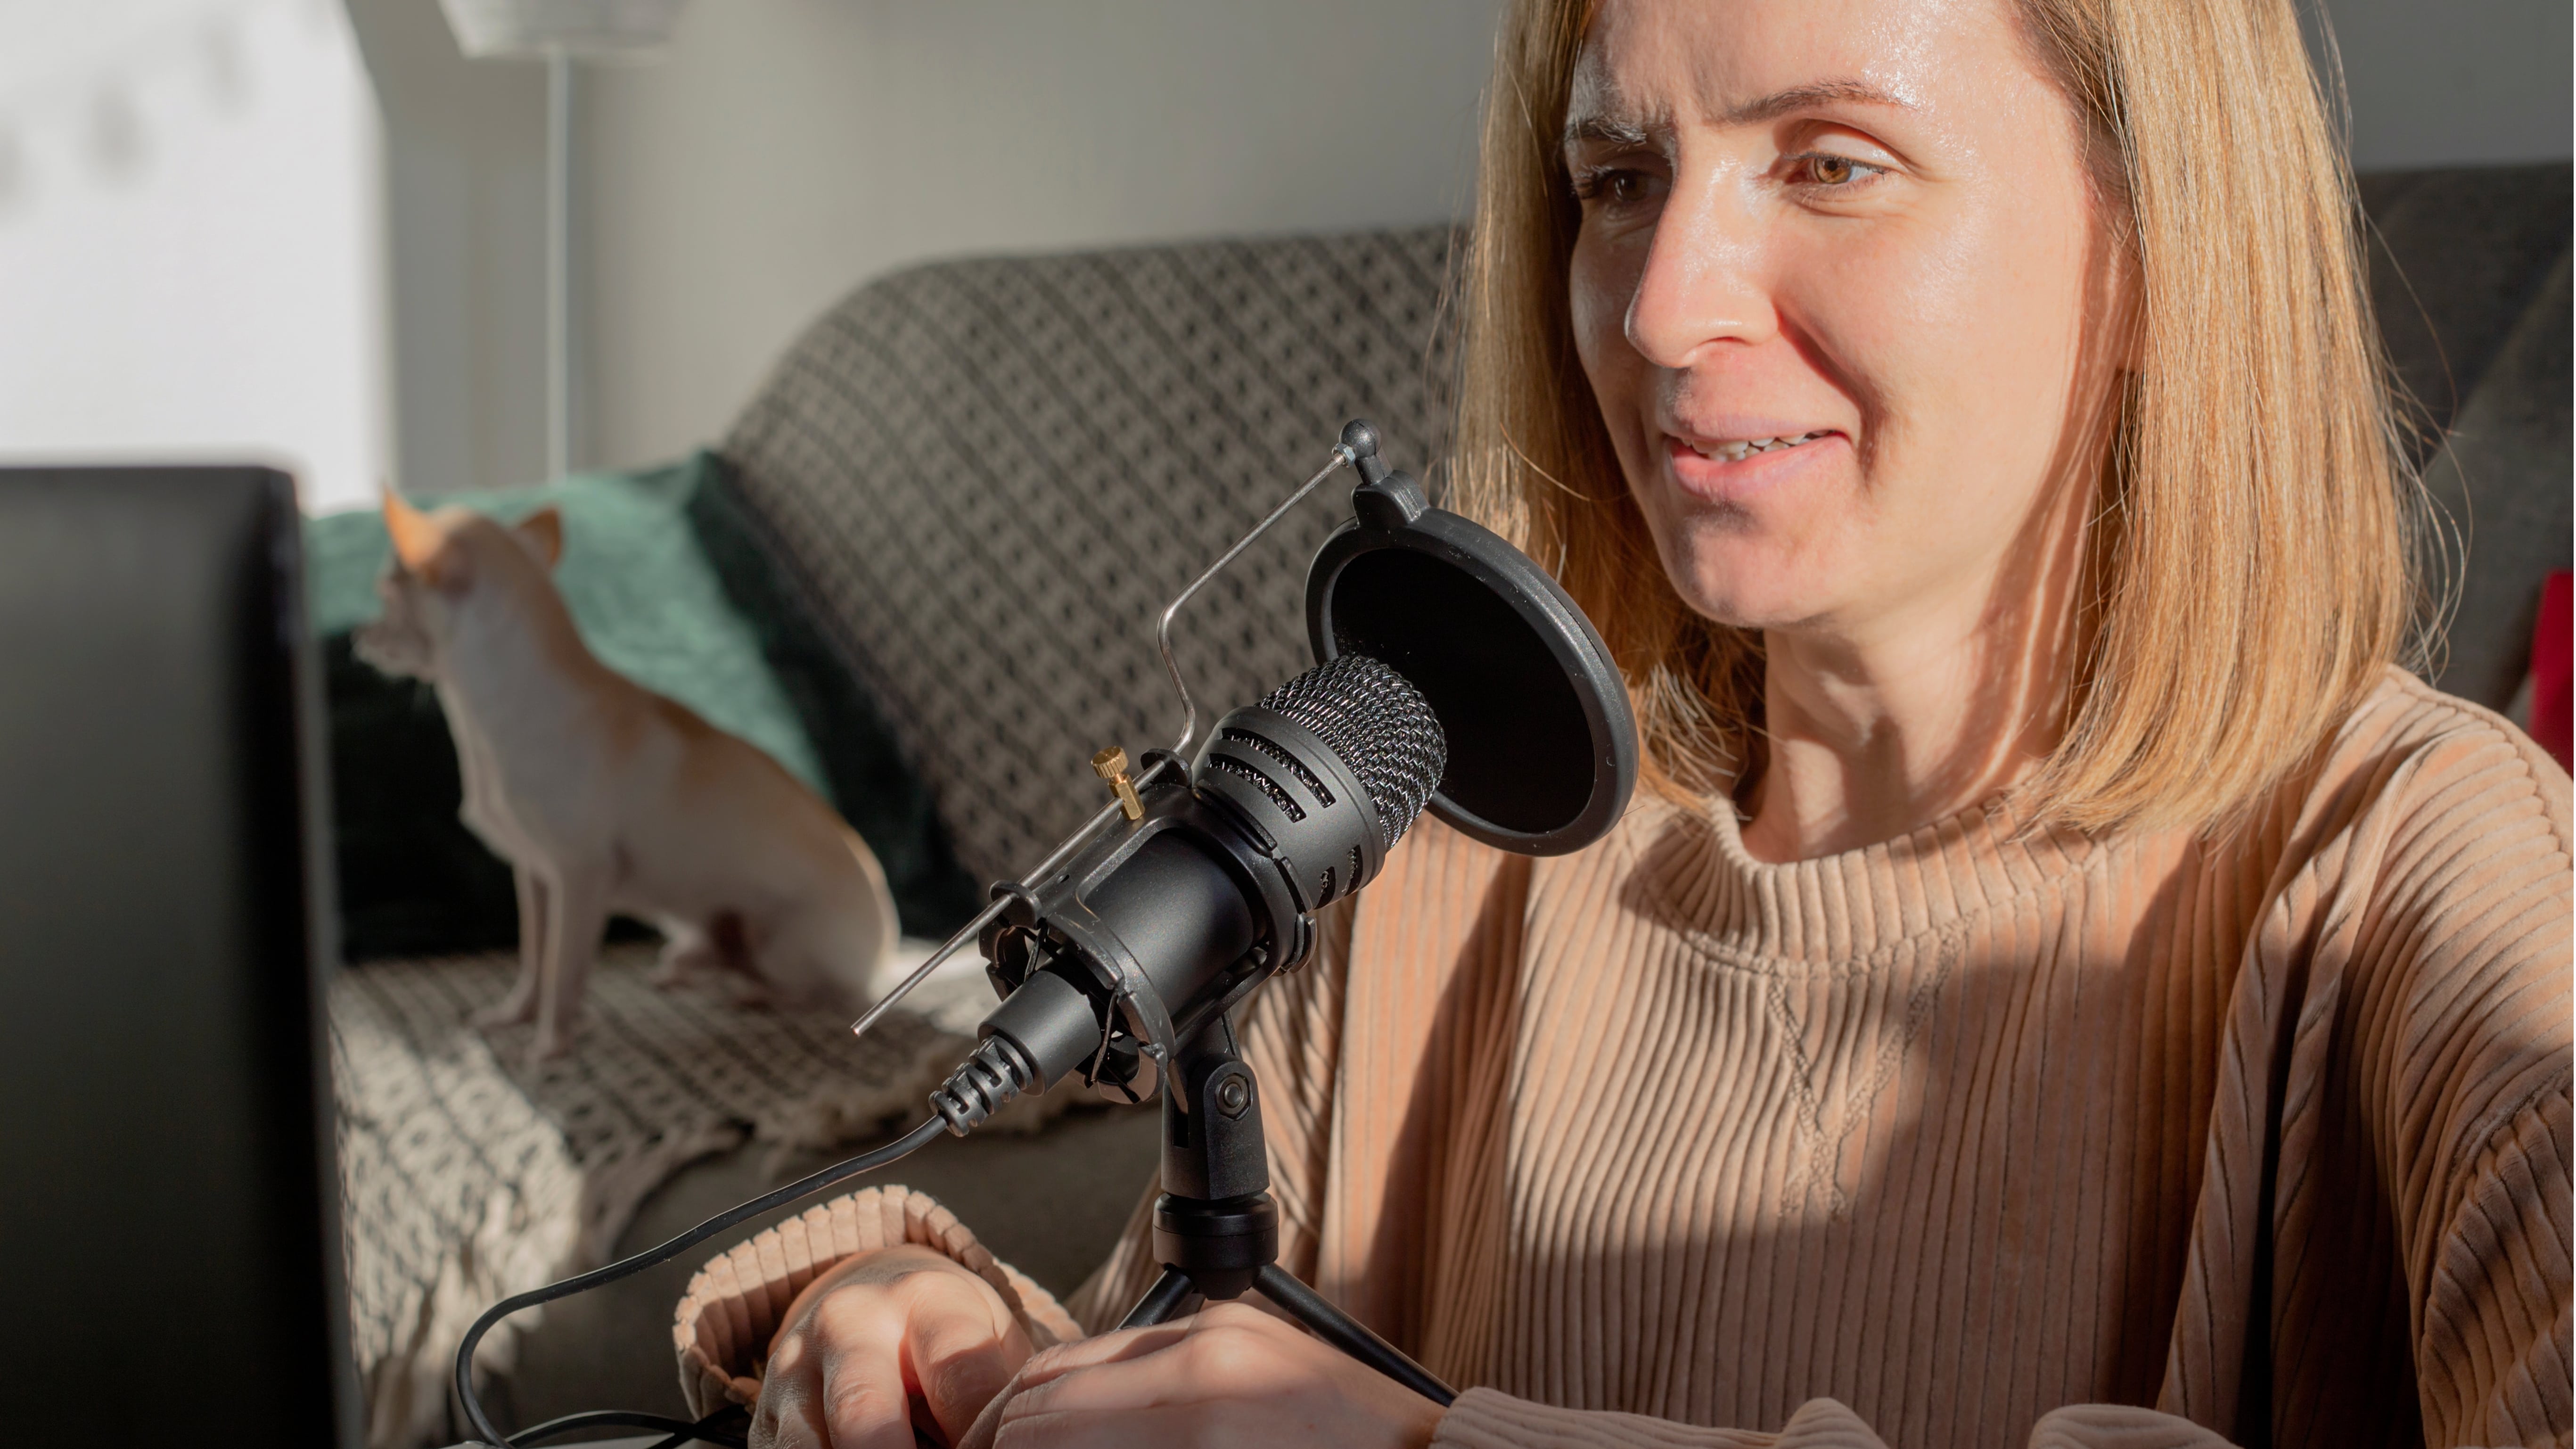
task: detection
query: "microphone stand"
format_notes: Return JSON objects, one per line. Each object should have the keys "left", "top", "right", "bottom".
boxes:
{"left": 1115, "top": 1015, "right": 1456, "bottom": 1407}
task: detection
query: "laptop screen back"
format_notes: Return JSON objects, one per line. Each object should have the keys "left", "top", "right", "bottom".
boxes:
{"left": 0, "top": 467, "right": 355, "bottom": 1444}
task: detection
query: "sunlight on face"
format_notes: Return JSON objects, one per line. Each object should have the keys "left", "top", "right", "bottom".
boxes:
{"left": 1567, "top": 0, "right": 2126, "bottom": 641}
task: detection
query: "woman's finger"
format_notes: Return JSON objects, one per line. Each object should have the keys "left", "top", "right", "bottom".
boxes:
{"left": 1002, "top": 1316, "right": 1304, "bottom": 1420}
{"left": 1003, "top": 1317, "right": 1195, "bottom": 1391}
{"left": 747, "top": 1391, "right": 826, "bottom": 1449}
{"left": 814, "top": 1329, "right": 920, "bottom": 1449}
{"left": 992, "top": 1402, "right": 1245, "bottom": 1449}
{"left": 904, "top": 1294, "right": 1030, "bottom": 1444}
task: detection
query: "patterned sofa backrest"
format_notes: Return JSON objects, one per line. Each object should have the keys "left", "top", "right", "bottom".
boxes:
{"left": 719, "top": 228, "right": 1461, "bottom": 887}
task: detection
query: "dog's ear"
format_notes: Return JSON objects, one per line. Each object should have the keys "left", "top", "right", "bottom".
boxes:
{"left": 514, "top": 506, "right": 565, "bottom": 570}
{"left": 381, "top": 486, "right": 459, "bottom": 588}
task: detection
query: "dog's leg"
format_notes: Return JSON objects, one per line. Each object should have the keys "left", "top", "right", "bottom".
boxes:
{"left": 650, "top": 918, "right": 720, "bottom": 989}
{"left": 706, "top": 911, "right": 772, "bottom": 1009}
{"left": 530, "top": 860, "right": 610, "bottom": 1062}
{"left": 475, "top": 865, "right": 549, "bottom": 1028}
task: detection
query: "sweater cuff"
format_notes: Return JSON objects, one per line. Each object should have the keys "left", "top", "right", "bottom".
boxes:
{"left": 1433, "top": 1390, "right": 1888, "bottom": 1449}
{"left": 669, "top": 1183, "right": 1083, "bottom": 1416}
{"left": 1430, "top": 1392, "right": 2233, "bottom": 1449}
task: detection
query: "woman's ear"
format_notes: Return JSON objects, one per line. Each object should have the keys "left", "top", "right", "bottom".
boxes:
{"left": 514, "top": 506, "right": 565, "bottom": 570}
{"left": 381, "top": 486, "right": 457, "bottom": 588}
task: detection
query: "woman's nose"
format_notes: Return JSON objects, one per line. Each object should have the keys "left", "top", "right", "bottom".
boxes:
{"left": 1623, "top": 180, "right": 1774, "bottom": 370}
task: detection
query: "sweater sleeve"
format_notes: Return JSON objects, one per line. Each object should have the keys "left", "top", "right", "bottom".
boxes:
{"left": 2346, "top": 697, "right": 2574, "bottom": 1447}
{"left": 669, "top": 1183, "right": 1084, "bottom": 1417}
{"left": 1432, "top": 1394, "right": 2236, "bottom": 1448}
{"left": 1432, "top": 1392, "right": 1887, "bottom": 1448}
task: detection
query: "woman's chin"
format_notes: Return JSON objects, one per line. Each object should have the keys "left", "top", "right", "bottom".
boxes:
{"left": 1669, "top": 556, "right": 1851, "bottom": 634}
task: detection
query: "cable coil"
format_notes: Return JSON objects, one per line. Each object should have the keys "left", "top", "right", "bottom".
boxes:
{"left": 930, "top": 1034, "right": 1042, "bottom": 1135}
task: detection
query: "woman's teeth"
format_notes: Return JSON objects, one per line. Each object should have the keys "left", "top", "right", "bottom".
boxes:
{"left": 1687, "top": 431, "right": 1827, "bottom": 463}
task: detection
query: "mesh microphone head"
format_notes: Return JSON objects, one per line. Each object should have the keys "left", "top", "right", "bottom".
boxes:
{"left": 1257, "top": 653, "right": 1445, "bottom": 852}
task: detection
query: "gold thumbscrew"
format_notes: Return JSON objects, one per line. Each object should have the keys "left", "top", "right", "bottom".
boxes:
{"left": 1092, "top": 745, "right": 1145, "bottom": 822}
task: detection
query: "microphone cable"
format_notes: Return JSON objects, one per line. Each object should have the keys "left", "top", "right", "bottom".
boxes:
{"left": 452, "top": 1113, "right": 952, "bottom": 1448}
{"left": 505, "top": 1405, "right": 750, "bottom": 1448}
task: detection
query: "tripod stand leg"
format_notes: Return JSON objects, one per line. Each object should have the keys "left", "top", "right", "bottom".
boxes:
{"left": 1253, "top": 1263, "right": 1456, "bottom": 1407}
{"left": 1119, "top": 1266, "right": 1196, "bottom": 1330}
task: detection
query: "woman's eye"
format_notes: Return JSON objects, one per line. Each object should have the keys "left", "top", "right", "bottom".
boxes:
{"left": 1788, "top": 152, "right": 1882, "bottom": 189}
{"left": 1575, "top": 166, "right": 1663, "bottom": 209}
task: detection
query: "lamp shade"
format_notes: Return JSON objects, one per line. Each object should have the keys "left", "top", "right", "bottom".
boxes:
{"left": 439, "top": 0, "right": 690, "bottom": 58}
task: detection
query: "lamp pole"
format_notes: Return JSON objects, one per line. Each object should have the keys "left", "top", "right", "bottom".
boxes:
{"left": 544, "top": 48, "right": 573, "bottom": 481}
{"left": 438, "top": 0, "right": 689, "bottom": 484}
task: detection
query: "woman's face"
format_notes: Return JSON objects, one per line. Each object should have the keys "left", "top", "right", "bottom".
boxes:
{"left": 1567, "top": 0, "right": 2125, "bottom": 641}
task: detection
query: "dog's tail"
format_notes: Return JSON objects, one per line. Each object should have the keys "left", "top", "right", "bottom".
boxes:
{"left": 839, "top": 825, "right": 902, "bottom": 980}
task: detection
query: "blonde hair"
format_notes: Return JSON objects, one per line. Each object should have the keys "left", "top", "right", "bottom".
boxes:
{"left": 1452, "top": 0, "right": 2421, "bottom": 833}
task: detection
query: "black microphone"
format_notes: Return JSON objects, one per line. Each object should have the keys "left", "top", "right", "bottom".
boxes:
{"left": 929, "top": 652, "right": 1444, "bottom": 1133}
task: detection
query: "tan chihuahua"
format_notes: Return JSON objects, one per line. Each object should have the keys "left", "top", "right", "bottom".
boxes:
{"left": 357, "top": 491, "right": 896, "bottom": 1059}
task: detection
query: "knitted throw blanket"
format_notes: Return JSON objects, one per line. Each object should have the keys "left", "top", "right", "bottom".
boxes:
{"left": 329, "top": 943, "right": 993, "bottom": 1449}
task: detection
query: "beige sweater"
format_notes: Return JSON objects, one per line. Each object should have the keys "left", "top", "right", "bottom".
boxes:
{"left": 675, "top": 670, "right": 2573, "bottom": 1448}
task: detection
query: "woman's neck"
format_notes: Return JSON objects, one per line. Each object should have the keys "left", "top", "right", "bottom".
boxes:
{"left": 1737, "top": 478, "right": 2090, "bottom": 864}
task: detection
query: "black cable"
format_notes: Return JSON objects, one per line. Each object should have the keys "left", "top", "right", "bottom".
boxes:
{"left": 640, "top": 1406, "right": 751, "bottom": 1449}
{"left": 454, "top": 1114, "right": 952, "bottom": 1448}
{"left": 507, "top": 1405, "right": 750, "bottom": 1447}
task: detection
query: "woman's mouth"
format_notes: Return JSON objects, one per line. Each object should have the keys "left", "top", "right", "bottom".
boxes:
{"left": 1663, "top": 429, "right": 1839, "bottom": 500}
{"left": 1680, "top": 430, "right": 1831, "bottom": 462}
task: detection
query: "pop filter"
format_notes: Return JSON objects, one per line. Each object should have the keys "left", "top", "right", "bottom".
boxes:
{"left": 1305, "top": 420, "right": 1637, "bottom": 856}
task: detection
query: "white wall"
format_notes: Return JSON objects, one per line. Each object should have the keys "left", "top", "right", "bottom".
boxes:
{"left": 0, "top": 0, "right": 388, "bottom": 512}
{"left": 344, "top": 0, "right": 548, "bottom": 502}
{"left": 2309, "top": 0, "right": 2573, "bottom": 170}
{"left": 350, "top": 0, "right": 1505, "bottom": 493}
{"left": 357, "top": 0, "right": 2575, "bottom": 494}
{"left": 580, "top": 0, "right": 1506, "bottom": 474}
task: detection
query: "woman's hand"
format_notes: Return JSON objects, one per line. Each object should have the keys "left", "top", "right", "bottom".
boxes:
{"left": 957, "top": 1299, "right": 1445, "bottom": 1449}
{"left": 753, "top": 1243, "right": 1035, "bottom": 1449}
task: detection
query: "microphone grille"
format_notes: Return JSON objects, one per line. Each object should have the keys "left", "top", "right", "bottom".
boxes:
{"left": 1258, "top": 654, "right": 1445, "bottom": 851}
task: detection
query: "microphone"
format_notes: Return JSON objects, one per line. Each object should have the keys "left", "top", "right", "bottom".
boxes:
{"left": 928, "top": 652, "right": 1444, "bottom": 1134}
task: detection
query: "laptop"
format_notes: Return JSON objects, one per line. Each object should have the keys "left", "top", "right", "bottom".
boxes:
{"left": 0, "top": 466, "right": 359, "bottom": 1445}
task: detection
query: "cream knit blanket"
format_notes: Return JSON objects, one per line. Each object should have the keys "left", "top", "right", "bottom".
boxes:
{"left": 328, "top": 942, "right": 994, "bottom": 1449}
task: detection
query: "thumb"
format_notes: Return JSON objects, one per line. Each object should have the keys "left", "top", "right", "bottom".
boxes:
{"left": 951, "top": 1380, "right": 1014, "bottom": 1449}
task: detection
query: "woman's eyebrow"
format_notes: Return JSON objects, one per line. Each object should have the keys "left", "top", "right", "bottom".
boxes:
{"left": 1711, "top": 79, "right": 1914, "bottom": 127}
{"left": 1564, "top": 79, "right": 1910, "bottom": 149}
{"left": 1565, "top": 113, "right": 1655, "bottom": 148}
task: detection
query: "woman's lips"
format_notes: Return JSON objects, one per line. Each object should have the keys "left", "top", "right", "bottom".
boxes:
{"left": 1662, "top": 430, "right": 1842, "bottom": 503}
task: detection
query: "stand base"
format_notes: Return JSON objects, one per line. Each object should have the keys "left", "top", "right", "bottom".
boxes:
{"left": 1127, "top": 1020, "right": 1456, "bottom": 1407}
{"left": 1121, "top": 1252, "right": 1454, "bottom": 1407}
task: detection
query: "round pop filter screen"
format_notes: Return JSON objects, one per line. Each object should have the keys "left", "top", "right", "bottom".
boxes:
{"left": 1306, "top": 468, "right": 1636, "bottom": 856}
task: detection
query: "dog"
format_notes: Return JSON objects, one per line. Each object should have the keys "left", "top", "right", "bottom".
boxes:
{"left": 356, "top": 489, "right": 897, "bottom": 1059}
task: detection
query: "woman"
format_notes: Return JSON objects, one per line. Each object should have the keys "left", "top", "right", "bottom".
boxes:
{"left": 674, "top": 0, "right": 2573, "bottom": 1444}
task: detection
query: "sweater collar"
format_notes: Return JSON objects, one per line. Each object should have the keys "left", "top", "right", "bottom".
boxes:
{"left": 1612, "top": 789, "right": 2103, "bottom": 965}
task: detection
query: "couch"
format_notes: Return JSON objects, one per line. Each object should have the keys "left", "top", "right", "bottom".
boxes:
{"left": 360, "top": 164, "right": 2568, "bottom": 1441}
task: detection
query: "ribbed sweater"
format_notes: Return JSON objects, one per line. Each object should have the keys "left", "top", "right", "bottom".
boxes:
{"left": 674, "top": 670, "right": 2573, "bottom": 1448}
